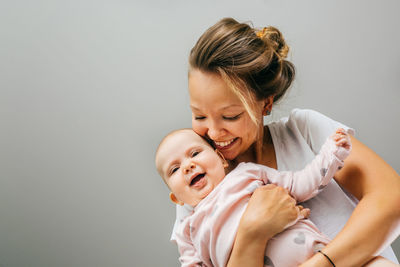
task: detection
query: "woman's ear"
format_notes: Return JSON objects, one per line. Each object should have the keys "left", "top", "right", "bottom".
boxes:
{"left": 262, "top": 95, "right": 274, "bottom": 116}
{"left": 169, "top": 192, "right": 184, "bottom": 206}
{"left": 215, "top": 149, "right": 229, "bottom": 168}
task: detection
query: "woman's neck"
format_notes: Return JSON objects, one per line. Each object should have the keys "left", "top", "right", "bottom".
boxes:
{"left": 260, "top": 125, "right": 277, "bottom": 169}
{"left": 228, "top": 125, "right": 277, "bottom": 171}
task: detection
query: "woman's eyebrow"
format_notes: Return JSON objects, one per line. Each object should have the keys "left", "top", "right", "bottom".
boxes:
{"left": 190, "top": 105, "right": 200, "bottom": 111}
{"left": 190, "top": 104, "right": 242, "bottom": 111}
{"left": 221, "top": 105, "right": 242, "bottom": 110}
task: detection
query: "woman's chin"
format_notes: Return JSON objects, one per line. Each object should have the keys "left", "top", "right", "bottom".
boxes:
{"left": 221, "top": 150, "right": 239, "bottom": 161}
{"left": 217, "top": 139, "right": 241, "bottom": 160}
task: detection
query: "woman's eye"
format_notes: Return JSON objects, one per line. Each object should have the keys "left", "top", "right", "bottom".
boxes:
{"left": 223, "top": 113, "right": 243, "bottom": 121}
{"left": 194, "top": 116, "right": 206, "bottom": 120}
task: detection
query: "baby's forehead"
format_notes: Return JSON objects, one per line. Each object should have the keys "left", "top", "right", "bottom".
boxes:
{"left": 169, "top": 129, "right": 202, "bottom": 141}
{"left": 161, "top": 130, "right": 206, "bottom": 150}
{"left": 156, "top": 130, "right": 207, "bottom": 169}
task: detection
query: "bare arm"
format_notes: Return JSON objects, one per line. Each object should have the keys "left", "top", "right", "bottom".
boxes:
{"left": 227, "top": 184, "right": 310, "bottom": 267}
{"left": 300, "top": 135, "right": 400, "bottom": 267}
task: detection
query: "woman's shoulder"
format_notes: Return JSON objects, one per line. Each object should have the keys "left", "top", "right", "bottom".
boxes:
{"left": 268, "top": 108, "right": 326, "bottom": 133}
{"left": 270, "top": 108, "right": 352, "bottom": 133}
{"left": 268, "top": 108, "right": 354, "bottom": 154}
{"left": 287, "top": 108, "right": 330, "bottom": 125}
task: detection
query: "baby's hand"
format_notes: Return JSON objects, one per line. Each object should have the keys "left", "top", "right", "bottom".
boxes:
{"left": 332, "top": 128, "right": 351, "bottom": 150}
{"left": 329, "top": 128, "right": 352, "bottom": 160}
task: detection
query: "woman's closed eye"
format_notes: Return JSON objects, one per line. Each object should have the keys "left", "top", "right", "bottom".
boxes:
{"left": 194, "top": 115, "right": 206, "bottom": 120}
{"left": 223, "top": 112, "right": 243, "bottom": 121}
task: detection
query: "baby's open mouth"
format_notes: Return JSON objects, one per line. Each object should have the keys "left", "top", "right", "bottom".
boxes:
{"left": 190, "top": 173, "right": 205, "bottom": 186}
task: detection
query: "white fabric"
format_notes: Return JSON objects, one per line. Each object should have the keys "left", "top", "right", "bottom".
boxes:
{"left": 171, "top": 108, "right": 399, "bottom": 262}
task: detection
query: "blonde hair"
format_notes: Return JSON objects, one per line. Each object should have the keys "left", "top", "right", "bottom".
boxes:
{"left": 189, "top": 17, "right": 295, "bottom": 127}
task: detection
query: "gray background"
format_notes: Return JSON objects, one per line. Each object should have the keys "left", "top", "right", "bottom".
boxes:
{"left": 1, "top": 0, "right": 399, "bottom": 266}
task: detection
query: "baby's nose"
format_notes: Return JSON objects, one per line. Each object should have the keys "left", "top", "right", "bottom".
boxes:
{"left": 184, "top": 162, "right": 196, "bottom": 174}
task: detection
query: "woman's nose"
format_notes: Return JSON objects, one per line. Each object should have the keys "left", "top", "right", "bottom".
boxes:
{"left": 207, "top": 123, "right": 226, "bottom": 140}
{"left": 183, "top": 162, "right": 196, "bottom": 174}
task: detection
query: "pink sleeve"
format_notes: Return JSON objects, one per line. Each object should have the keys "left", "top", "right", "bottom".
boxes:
{"left": 176, "top": 222, "right": 204, "bottom": 267}
{"left": 265, "top": 136, "right": 350, "bottom": 202}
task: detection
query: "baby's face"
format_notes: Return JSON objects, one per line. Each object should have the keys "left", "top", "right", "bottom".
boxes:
{"left": 156, "top": 130, "right": 226, "bottom": 206}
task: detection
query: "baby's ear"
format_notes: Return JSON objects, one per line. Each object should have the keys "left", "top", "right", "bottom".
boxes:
{"left": 169, "top": 192, "right": 184, "bottom": 206}
{"left": 215, "top": 149, "right": 229, "bottom": 168}
{"left": 222, "top": 159, "right": 228, "bottom": 168}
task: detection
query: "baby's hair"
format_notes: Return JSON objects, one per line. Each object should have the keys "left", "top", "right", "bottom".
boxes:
{"left": 156, "top": 129, "right": 209, "bottom": 156}
{"left": 189, "top": 17, "right": 295, "bottom": 127}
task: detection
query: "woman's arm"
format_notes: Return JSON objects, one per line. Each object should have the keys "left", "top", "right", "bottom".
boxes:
{"left": 300, "top": 135, "right": 400, "bottom": 267}
{"left": 227, "top": 184, "right": 310, "bottom": 267}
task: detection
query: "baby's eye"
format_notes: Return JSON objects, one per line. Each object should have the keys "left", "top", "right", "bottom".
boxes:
{"left": 192, "top": 151, "right": 201, "bottom": 157}
{"left": 171, "top": 166, "right": 179, "bottom": 175}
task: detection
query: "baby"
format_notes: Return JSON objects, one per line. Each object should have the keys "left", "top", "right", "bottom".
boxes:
{"left": 155, "top": 128, "right": 351, "bottom": 267}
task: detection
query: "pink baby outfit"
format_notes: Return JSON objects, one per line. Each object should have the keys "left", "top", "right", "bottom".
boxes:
{"left": 176, "top": 136, "right": 350, "bottom": 267}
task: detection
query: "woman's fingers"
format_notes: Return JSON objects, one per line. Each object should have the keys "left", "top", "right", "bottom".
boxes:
{"left": 238, "top": 185, "right": 302, "bottom": 240}
{"left": 298, "top": 206, "right": 311, "bottom": 219}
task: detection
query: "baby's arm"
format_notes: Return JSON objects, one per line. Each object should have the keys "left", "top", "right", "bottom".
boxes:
{"left": 266, "top": 128, "right": 351, "bottom": 202}
{"left": 176, "top": 221, "right": 204, "bottom": 267}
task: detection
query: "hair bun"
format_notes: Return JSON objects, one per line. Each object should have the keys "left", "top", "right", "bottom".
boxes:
{"left": 258, "top": 26, "right": 289, "bottom": 60}
{"left": 190, "top": 17, "right": 295, "bottom": 114}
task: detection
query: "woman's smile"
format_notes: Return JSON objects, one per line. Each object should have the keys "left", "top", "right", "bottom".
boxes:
{"left": 214, "top": 137, "right": 239, "bottom": 152}
{"left": 214, "top": 138, "right": 236, "bottom": 148}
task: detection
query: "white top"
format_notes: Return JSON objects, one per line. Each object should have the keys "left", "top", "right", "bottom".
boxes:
{"left": 171, "top": 108, "right": 398, "bottom": 262}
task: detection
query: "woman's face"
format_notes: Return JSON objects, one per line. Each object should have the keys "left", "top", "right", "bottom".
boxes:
{"left": 188, "top": 69, "right": 263, "bottom": 160}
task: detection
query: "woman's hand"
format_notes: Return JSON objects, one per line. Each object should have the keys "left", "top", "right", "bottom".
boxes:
{"left": 227, "top": 184, "right": 309, "bottom": 267}
{"left": 239, "top": 184, "right": 309, "bottom": 241}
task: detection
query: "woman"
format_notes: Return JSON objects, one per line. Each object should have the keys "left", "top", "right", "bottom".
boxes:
{"left": 171, "top": 17, "right": 400, "bottom": 266}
